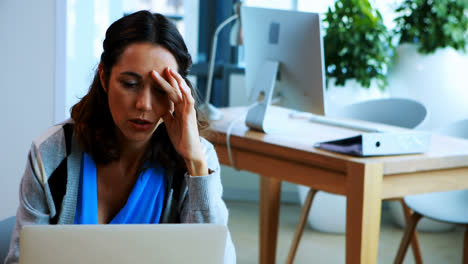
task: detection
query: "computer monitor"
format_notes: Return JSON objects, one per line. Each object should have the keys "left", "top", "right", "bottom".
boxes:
{"left": 241, "top": 6, "right": 326, "bottom": 133}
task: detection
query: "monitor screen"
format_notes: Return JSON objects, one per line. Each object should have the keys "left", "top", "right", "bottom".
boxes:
{"left": 241, "top": 6, "right": 326, "bottom": 132}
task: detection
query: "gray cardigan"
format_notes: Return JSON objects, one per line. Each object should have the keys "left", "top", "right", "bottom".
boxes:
{"left": 5, "top": 120, "right": 235, "bottom": 264}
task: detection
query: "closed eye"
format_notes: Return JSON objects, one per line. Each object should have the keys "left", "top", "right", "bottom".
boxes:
{"left": 122, "top": 81, "right": 138, "bottom": 88}
{"left": 119, "top": 71, "right": 142, "bottom": 89}
{"left": 153, "top": 85, "right": 167, "bottom": 95}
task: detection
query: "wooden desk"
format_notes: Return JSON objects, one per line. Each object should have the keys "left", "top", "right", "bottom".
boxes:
{"left": 206, "top": 106, "right": 468, "bottom": 264}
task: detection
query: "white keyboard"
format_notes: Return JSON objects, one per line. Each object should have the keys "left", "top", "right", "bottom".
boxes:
{"left": 289, "top": 111, "right": 382, "bottom": 133}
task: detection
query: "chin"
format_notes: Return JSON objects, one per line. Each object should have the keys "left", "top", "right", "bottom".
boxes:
{"left": 117, "top": 122, "right": 159, "bottom": 144}
{"left": 130, "top": 132, "right": 154, "bottom": 142}
{"left": 121, "top": 130, "right": 154, "bottom": 144}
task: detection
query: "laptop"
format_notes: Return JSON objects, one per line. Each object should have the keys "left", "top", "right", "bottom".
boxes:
{"left": 19, "top": 224, "right": 227, "bottom": 264}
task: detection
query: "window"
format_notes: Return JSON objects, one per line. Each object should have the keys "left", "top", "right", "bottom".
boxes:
{"left": 122, "top": 0, "right": 199, "bottom": 61}
{"left": 59, "top": 0, "right": 199, "bottom": 122}
{"left": 245, "top": 0, "right": 405, "bottom": 30}
{"left": 297, "top": 0, "right": 334, "bottom": 13}
{"left": 123, "top": 0, "right": 185, "bottom": 36}
{"left": 298, "top": 0, "right": 404, "bottom": 30}
{"left": 244, "top": 0, "right": 294, "bottom": 10}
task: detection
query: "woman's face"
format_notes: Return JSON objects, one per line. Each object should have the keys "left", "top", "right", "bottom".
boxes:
{"left": 101, "top": 42, "right": 179, "bottom": 146}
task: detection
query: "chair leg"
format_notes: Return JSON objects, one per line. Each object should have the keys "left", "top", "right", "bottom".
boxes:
{"left": 400, "top": 199, "right": 423, "bottom": 264}
{"left": 286, "top": 188, "right": 318, "bottom": 264}
{"left": 463, "top": 225, "right": 468, "bottom": 264}
{"left": 394, "top": 212, "right": 423, "bottom": 264}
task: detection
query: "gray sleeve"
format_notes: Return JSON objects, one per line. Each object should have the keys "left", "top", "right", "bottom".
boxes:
{"left": 179, "top": 138, "right": 236, "bottom": 264}
{"left": 4, "top": 144, "right": 51, "bottom": 264}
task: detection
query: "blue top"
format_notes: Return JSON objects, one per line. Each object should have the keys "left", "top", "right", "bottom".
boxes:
{"left": 74, "top": 152, "right": 166, "bottom": 224}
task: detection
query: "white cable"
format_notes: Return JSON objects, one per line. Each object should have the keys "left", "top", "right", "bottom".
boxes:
{"left": 205, "top": 14, "right": 238, "bottom": 106}
{"left": 226, "top": 102, "right": 259, "bottom": 170}
{"left": 226, "top": 115, "right": 243, "bottom": 170}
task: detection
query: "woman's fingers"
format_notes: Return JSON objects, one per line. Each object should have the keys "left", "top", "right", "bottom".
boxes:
{"left": 151, "top": 69, "right": 182, "bottom": 102}
{"left": 165, "top": 68, "right": 182, "bottom": 98}
{"left": 152, "top": 67, "right": 195, "bottom": 122}
{"left": 168, "top": 68, "right": 195, "bottom": 105}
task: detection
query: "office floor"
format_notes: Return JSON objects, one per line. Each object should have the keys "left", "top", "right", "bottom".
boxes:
{"left": 226, "top": 200, "right": 465, "bottom": 264}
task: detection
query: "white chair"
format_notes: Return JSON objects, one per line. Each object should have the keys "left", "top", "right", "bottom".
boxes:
{"left": 327, "top": 97, "right": 428, "bottom": 128}
{"left": 394, "top": 119, "right": 468, "bottom": 264}
{"left": 0, "top": 216, "right": 15, "bottom": 262}
{"left": 289, "top": 98, "right": 428, "bottom": 264}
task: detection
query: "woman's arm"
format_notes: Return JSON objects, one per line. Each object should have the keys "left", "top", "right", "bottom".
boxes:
{"left": 180, "top": 139, "right": 227, "bottom": 224}
{"left": 4, "top": 144, "right": 51, "bottom": 264}
{"left": 179, "top": 139, "right": 236, "bottom": 264}
{"left": 152, "top": 67, "right": 236, "bottom": 263}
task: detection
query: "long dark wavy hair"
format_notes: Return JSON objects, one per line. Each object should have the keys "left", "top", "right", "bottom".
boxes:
{"left": 71, "top": 10, "right": 207, "bottom": 170}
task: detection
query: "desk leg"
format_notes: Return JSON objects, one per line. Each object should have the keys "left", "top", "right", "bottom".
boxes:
{"left": 259, "top": 175, "right": 282, "bottom": 264}
{"left": 346, "top": 163, "right": 383, "bottom": 264}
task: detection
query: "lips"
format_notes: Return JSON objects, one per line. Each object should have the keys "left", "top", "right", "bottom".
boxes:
{"left": 131, "top": 119, "right": 151, "bottom": 124}
{"left": 129, "top": 118, "right": 153, "bottom": 131}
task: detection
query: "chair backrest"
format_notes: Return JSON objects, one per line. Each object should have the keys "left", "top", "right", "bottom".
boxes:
{"left": 330, "top": 98, "right": 427, "bottom": 129}
{"left": 0, "top": 216, "right": 15, "bottom": 262}
{"left": 435, "top": 118, "right": 468, "bottom": 139}
{"left": 404, "top": 119, "right": 468, "bottom": 224}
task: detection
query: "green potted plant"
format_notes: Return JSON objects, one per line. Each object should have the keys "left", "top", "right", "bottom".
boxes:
{"left": 323, "top": 0, "right": 394, "bottom": 90}
{"left": 394, "top": 0, "right": 468, "bottom": 54}
{"left": 387, "top": 0, "right": 468, "bottom": 232}
{"left": 388, "top": 0, "right": 468, "bottom": 130}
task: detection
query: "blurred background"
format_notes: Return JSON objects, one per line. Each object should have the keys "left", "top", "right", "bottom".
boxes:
{"left": 1, "top": 2, "right": 468, "bottom": 263}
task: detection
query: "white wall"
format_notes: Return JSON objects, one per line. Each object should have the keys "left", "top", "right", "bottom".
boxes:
{"left": 0, "top": 0, "right": 56, "bottom": 219}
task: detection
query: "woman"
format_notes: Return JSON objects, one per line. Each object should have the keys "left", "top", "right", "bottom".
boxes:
{"left": 5, "top": 10, "right": 235, "bottom": 264}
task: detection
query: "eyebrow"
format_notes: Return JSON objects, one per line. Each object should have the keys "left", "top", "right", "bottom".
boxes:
{"left": 120, "top": 71, "right": 142, "bottom": 79}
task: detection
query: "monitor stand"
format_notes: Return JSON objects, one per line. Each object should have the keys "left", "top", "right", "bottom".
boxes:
{"left": 245, "top": 60, "right": 279, "bottom": 133}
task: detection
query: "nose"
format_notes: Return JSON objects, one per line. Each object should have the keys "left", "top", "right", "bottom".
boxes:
{"left": 135, "top": 86, "right": 152, "bottom": 111}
